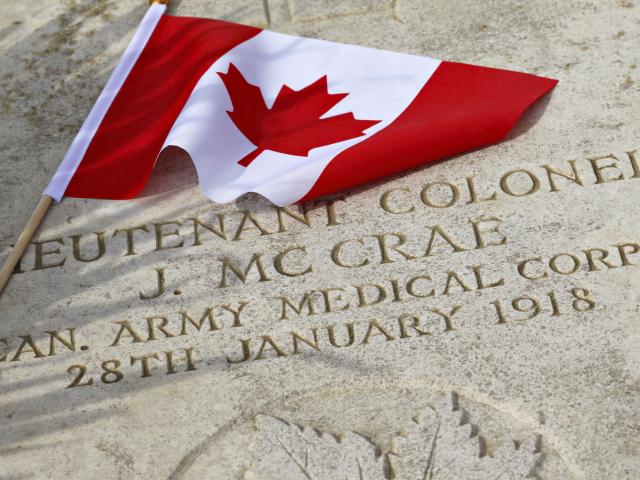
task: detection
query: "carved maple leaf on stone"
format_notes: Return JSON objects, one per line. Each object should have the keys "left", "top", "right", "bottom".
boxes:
{"left": 391, "top": 393, "right": 541, "bottom": 479}
{"left": 218, "top": 64, "right": 380, "bottom": 167}
{"left": 245, "top": 393, "right": 542, "bottom": 480}
{"left": 244, "top": 415, "right": 388, "bottom": 480}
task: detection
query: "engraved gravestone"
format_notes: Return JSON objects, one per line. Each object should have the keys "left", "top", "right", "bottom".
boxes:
{"left": 1, "top": 1, "right": 639, "bottom": 479}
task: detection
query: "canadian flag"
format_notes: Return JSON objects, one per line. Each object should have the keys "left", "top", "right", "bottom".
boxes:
{"left": 44, "top": 3, "right": 557, "bottom": 207}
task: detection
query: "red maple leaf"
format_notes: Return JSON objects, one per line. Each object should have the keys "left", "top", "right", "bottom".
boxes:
{"left": 218, "top": 64, "right": 380, "bottom": 167}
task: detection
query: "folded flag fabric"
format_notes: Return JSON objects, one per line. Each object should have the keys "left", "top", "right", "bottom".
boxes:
{"left": 44, "top": 3, "right": 557, "bottom": 207}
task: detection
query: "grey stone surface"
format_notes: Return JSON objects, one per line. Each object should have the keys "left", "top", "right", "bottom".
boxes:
{"left": 0, "top": 1, "right": 639, "bottom": 479}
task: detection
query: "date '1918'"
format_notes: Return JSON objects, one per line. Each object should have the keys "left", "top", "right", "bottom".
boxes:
{"left": 489, "top": 287, "right": 596, "bottom": 324}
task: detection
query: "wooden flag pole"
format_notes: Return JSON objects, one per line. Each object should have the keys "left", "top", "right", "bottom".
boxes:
{"left": 0, "top": 195, "right": 54, "bottom": 294}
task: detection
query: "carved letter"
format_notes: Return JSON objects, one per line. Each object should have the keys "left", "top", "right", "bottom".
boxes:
{"left": 470, "top": 265, "right": 505, "bottom": 290}
{"left": 398, "top": 315, "right": 430, "bottom": 338}
{"left": 429, "top": 305, "right": 461, "bottom": 332}
{"left": 146, "top": 316, "right": 174, "bottom": 341}
{"left": 179, "top": 307, "right": 219, "bottom": 334}
{"left": 130, "top": 353, "right": 160, "bottom": 377}
{"left": 617, "top": 243, "right": 640, "bottom": 266}
{"left": 292, "top": 329, "right": 321, "bottom": 354}
{"left": 317, "top": 196, "right": 346, "bottom": 226}
{"left": 110, "top": 320, "right": 144, "bottom": 346}
{"left": 517, "top": 257, "right": 548, "bottom": 280}
{"left": 218, "top": 254, "right": 270, "bottom": 288}
{"left": 255, "top": 336, "right": 288, "bottom": 360}
{"left": 233, "top": 211, "right": 271, "bottom": 240}
{"left": 327, "top": 323, "right": 356, "bottom": 348}
{"left": 380, "top": 187, "right": 415, "bottom": 214}
{"left": 471, "top": 217, "right": 508, "bottom": 249}
{"left": 542, "top": 160, "right": 583, "bottom": 192}
{"left": 154, "top": 221, "right": 184, "bottom": 250}
{"left": 500, "top": 169, "right": 541, "bottom": 197}
{"left": 33, "top": 238, "right": 66, "bottom": 270}
{"left": 276, "top": 293, "right": 318, "bottom": 320}
{"left": 627, "top": 150, "right": 640, "bottom": 178}
{"left": 420, "top": 181, "right": 459, "bottom": 208}
{"left": 276, "top": 205, "right": 311, "bottom": 232}
{"left": 583, "top": 248, "right": 618, "bottom": 272}
{"left": 226, "top": 339, "right": 252, "bottom": 363}
{"left": 465, "top": 176, "right": 497, "bottom": 204}
{"left": 374, "top": 232, "right": 415, "bottom": 264}
{"left": 47, "top": 329, "right": 76, "bottom": 356}
{"left": 220, "top": 302, "right": 249, "bottom": 327}
{"left": 139, "top": 267, "right": 166, "bottom": 300}
{"left": 321, "top": 288, "right": 351, "bottom": 313}
{"left": 273, "top": 246, "right": 313, "bottom": 277}
{"left": 11, "top": 335, "right": 45, "bottom": 361}
{"left": 442, "top": 271, "right": 472, "bottom": 295}
{"left": 424, "top": 226, "right": 466, "bottom": 256}
{"left": 362, "top": 319, "right": 396, "bottom": 344}
{"left": 355, "top": 284, "right": 387, "bottom": 307}
{"left": 71, "top": 231, "right": 106, "bottom": 262}
{"left": 113, "top": 225, "right": 149, "bottom": 256}
{"left": 331, "top": 238, "right": 369, "bottom": 268}
{"left": 189, "top": 215, "right": 227, "bottom": 245}
{"left": 406, "top": 275, "right": 435, "bottom": 298}
{"left": 588, "top": 154, "right": 625, "bottom": 184}
{"left": 549, "top": 253, "right": 581, "bottom": 275}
